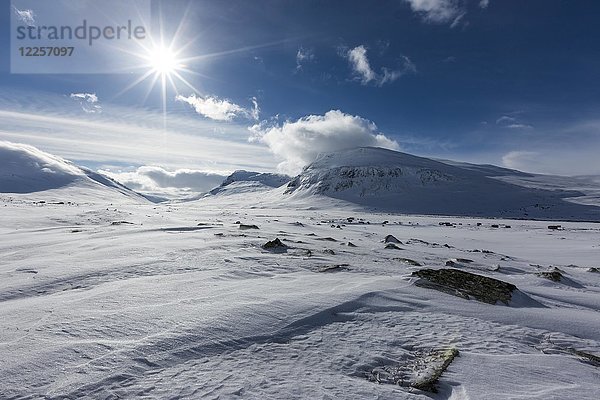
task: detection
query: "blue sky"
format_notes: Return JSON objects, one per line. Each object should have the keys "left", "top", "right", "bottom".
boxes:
{"left": 1, "top": 0, "right": 600, "bottom": 195}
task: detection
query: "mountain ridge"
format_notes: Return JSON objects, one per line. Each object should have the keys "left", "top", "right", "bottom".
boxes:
{"left": 283, "top": 147, "right": 600, "bottom": 221}
{"left": 4, "top": 142, "right": 600, "bottom": 220}
{"left": 0, "top": 141, "right": 147, "bottom": 202}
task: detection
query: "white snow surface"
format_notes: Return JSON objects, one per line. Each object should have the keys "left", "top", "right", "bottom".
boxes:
{"left": 1, "top": 186, "right": 600, "bottom": 399}
{"left": 1, "top": 143, "right": 599, "bottom": 399}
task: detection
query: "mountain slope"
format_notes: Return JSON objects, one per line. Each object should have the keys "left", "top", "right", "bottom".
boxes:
{"left": 284, "top": 147, "right": 600, "bottom": 221}
{"left": 0, "top": 141, "right": 85, "bottom": 193}
{"left": 208, "top": 170, "right": 290, "bottom": 196}
{"left": 0, "top": 141, "right": 146, "bottom": 202}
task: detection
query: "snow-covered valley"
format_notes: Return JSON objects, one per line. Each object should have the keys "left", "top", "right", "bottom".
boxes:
{"left": 1, "top": 143, "right": 599, "bottom": 399}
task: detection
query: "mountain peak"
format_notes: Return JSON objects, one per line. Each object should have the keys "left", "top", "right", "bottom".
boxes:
{"left": 285, "top": 147, "right": 600, "bottom": 220}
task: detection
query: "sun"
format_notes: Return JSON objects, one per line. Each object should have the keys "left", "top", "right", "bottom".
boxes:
{"left": 146, "top": 45, "right": 181, "bottom": 76}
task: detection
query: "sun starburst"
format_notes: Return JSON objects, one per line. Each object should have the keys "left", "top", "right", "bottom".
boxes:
{"left": 146, "top": 45, "right": 181, "bottom": 76}
{"left": 110, "top": 4, "right": 294, "bottom": 132}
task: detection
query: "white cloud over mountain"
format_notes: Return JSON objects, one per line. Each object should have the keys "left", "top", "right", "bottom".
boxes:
{"left": 249, "top": 110, "right": 400, "bottom": 175}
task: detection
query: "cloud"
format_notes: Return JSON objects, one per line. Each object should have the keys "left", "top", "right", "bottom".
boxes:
{"left": 176, "top": 94, "right": 258, "bottom": 121}
{"left": 249, "top": 110, "right": 400, "bottom": 175}
{"left": 449, "top": 12, "right": 466, "bottom": 28}
{"left": 501, "top": 151, "right": 539, "bottom": 171}
{"left": 250, "top": 97, "right": 260, "bottom": 121}
{"left": 383, "top": 56, "right": 417, "bottom": 83}
{"left": 0, "top": 89, "right": 276, "bottom": 173}
{"left": 506, "top": 123, "right": 533, "bottom": 130}
{"left": 100, "top": 166, "right": 227, "bottom": 198}
{"left": 479, "top": 0, "right": 489, "bottom": 8}
{"left": 70, "top": 93, "right": 102, "bottom": 113}
{"left": 345, "top": 46, "right": 416, "bottom": 86}
{"left": 501, "top": 148, "right": 600, "bottom": 176}
{"left": 496, "top": 115, "right": 533, "bottom": 129}
{"left": 496, "top": 115, "right": 516, "bottom": 125}
{"left": 12, "top": 6, "right": 35, "bottom": 26}
{"left": 403, "top": 0, "right": 464, "bottom": 25}
{"left": 296, "top": 46, "right": 315, "bottom": 71}
{"left": 346, "top": 46, "right": 377, "bottom": 84}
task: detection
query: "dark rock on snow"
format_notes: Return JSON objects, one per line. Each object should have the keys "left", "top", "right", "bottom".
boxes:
{"left": 385, "top": 243, "right": 403, "bottom": 250}
{"left": 262, "top": 238, "right": 287, "bottom": 250}
{"left": 239, "top": 224, "right": 259, "bottom": 230}
{"left": 384, "top": 235, "right": 402, "bottom": 244}
{"left": 536, "top": 268, "right": 563, "bottom": 282}
{"left": 412, "top": 268, "right": 517, "bottom": 305}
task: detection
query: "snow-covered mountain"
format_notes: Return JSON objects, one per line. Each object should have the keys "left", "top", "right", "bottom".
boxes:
{"left": 208, "top": 170, "right": 290, "bottom": 196}
{"left": 4, "top": 142, "right": 600, "bottom": 220}
{"left": 0, "top": 141, "right": 146, "bottom": 202}
{"left": 284, "top": 147, "right": 600, "bottom": 220}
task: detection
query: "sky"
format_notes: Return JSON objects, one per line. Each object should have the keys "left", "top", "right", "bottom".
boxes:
{"left": 1, "top": 0, "right": 600, "bottom": 197}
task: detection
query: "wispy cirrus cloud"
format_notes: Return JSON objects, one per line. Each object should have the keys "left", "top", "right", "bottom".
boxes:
{"left": 344, "top": 45, "right": 416, "bottom": 86}
{"left": 249, "top": 110, "right": 399, "bottom": 174}
{"left": 403, "top": 0, "right": 464, "bottom": 25}
{"left": 295, "top": 46, "right": 315, "bottom": 71}
{"left": 176, "top": 94, "right": 259, "bottom": 121}
{"left": 12, "top": 6, "right": 35, "bottom": 26}
{"left": 496, "top": 115, "right": 533, "bottom": 129}
{"left": 0, "top": 90, "right": 275, "bottom": 173}
{"left": 403, "top": 0, "right": 489, "bottom": 27}
{"left": 250, "top": 97, "right": 260, "bottom": 121}
{"left": 70, "top": 93, "right": 102, "bottom": 114}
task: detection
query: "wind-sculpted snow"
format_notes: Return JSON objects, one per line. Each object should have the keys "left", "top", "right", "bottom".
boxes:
{"left": 1, "top": 144, "right": 600, "bottom": 398}
{"left": 1, "top": 187, "right": 600, "bottom": 399}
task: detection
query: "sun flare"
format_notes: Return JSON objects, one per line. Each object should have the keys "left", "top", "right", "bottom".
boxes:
{"left": 146, "top": 45, "right": 181, "bottom": 76}
{"left": 118, "top": 38, "right": 200, "bottom": 129}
